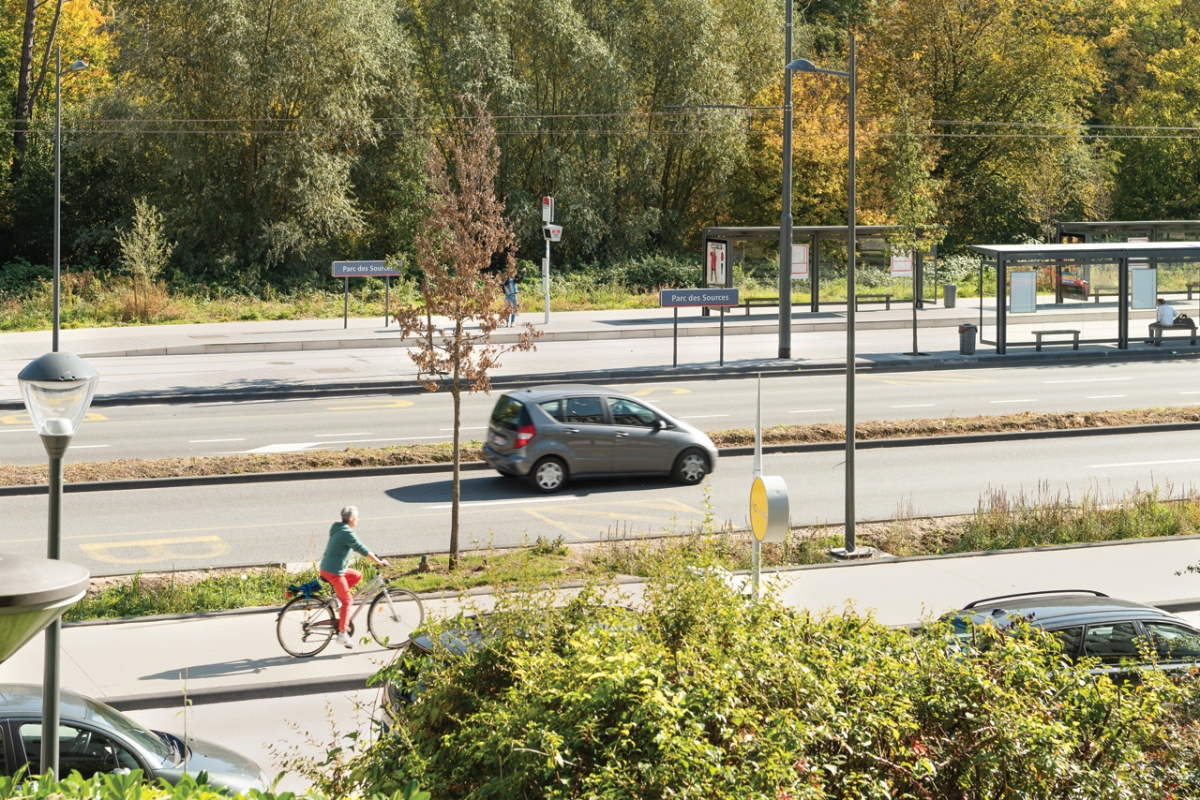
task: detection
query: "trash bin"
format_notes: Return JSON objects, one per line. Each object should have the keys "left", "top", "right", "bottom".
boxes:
{"left": 958, "top": 323, "right": 976, "bottom": 356}
{"left": 943, "top": 283, "right": 957, "bottom": 308}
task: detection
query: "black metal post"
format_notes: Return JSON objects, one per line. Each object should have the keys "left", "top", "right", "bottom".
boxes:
{"left": 40, "top": 436, "right": 68, "bottom": 778}
{"left": 343, "top": 277, "right": 349, "bottom": 329}
{"left": 778, "top": 0, "right": 794, "bottom": 359}
{"left": 997, "top": 257, "right": 1007, "bottom": 355}
{"left": 385, "top": 277, "right": 390, "bottom": 327}
{"left": 673, "top": 308, "right": 678, "bottom": 367}
{"left": 844, "top": 31, "right": 857, "bottom": 554}
{"left": 811, "top": 235, "right": 821, "bottom": 312}
{"left": 53, "top": 48, "right": 61, "bottom": 354}
{"left": 720, "top": 306, "right": 725, "bottom": 366}
{"left": 1118, "top": 256, "right": 1129, "bottom": 349}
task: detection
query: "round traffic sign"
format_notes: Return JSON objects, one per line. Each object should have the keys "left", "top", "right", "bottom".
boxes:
{"left": 750, "top": 476, "right": 790, "bottom": 543}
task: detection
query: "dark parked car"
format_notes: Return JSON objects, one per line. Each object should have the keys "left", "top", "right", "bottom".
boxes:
{"left": 943, "top": 590, "right": 1200, "bottom": 675}
{"left": 482, "top": 385, "right": 719, "bottom": 493}
{"left": 0, "top": 684, "right": 268, "bottom": 792}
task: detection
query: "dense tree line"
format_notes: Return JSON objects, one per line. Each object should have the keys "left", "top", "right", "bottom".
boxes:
{"left": 3, "top": 0, "right": 1200, "bottom": 289}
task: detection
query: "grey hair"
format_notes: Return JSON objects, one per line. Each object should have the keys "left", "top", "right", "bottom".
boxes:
{"left": 341, "top": 506, "right": 359, "bottom": 522}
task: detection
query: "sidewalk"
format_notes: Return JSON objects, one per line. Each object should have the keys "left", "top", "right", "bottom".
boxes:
{"left": 2, "top": 535, "right": 1199, "bottom": 709}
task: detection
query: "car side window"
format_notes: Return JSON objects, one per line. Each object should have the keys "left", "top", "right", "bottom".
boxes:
{"left": 563, "top": 397, "right": 605, "bottom": 425}
{"left": 1082, "top": 622, "right": 1140, "bottom": 664}
{"left": 1143, "top": 622, "right": 1200, "bottom": 661}
{"left": 1051, "top": 626, "right": 1083, "bottom": 659}
{"left": 537, "top": 399, "right": 564, "bottom": 422}
{"left": 607, "top": 398, "right": 658, "bottom": 427}
{"left": 20, "top": 723, "right": 140, "bottom": 779}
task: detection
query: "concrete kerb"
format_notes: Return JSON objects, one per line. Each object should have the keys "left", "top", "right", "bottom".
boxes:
{"left": 80, "top": 534, "right": 1200, "bottom": 709}
{"left": 5, "top": 419, "right": 1200, "bottom": 497}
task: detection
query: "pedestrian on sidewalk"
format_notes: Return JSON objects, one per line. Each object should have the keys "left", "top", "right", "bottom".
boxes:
{"left": 1148, "top": 297, "right": 1177, "bottom": 343}
{"left": 319, "top": 506, "right": 388, "bottom": 649}
{"left": 504, "top": 276, "right": 519, "bottom": 326}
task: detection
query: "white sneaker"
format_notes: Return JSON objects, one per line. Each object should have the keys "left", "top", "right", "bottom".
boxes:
{"left": 335, "top": 632, "right": 353, "bottom": 649}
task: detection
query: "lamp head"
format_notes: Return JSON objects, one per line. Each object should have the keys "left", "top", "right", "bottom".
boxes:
{"left": 17, "top": 352, "right": 99, "bottom": 440}
{"left": 66, "top": 60, "right": 88, "bottom": 74}
{"left": 786, "top": 58, "right": 850, "bottom": 78}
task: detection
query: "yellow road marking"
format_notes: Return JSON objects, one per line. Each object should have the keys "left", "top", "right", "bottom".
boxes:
{"left": 80, "top": 535, "right": 230, "bottom": 564}
{"left": 632, "top": 387, "right": 691, "bottom": 396}
{"left": 522, "top": 509, "right": 589, "bottom": 539}
{"left": 1, "top": 412, "right": 107, "bottom": 425}
{"left": 323, "top": 399, "right": 414, "bottom": 411}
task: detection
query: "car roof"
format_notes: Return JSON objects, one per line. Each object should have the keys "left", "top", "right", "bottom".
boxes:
{"left": 950, "top": 592, "right": 1186, "bottom": 630}
{"left": 500, "top": 384, "right": 631, "bottom": 402}
{"left": 0, "top": 683, "right": 99, "bottom": 720}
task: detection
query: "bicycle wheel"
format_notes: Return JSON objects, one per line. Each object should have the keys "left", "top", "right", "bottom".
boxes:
{"left": 277, "top": 595, "right": 337, "bottom": 657}
{"left": 367, "top": 588, "right": 425, "bottom": 649}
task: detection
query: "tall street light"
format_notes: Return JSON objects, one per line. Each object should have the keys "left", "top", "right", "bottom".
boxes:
{"left": 18, "top": 351, "right": 98, "bottom": 777}
{"left": 54, "top": 48, "right": 89, "bottom": 352}
{"left": 788, "top": 32, "right": 867, "bottom": 557}
{"left": 778, "top": 0, "right": 794, "bottom": 359}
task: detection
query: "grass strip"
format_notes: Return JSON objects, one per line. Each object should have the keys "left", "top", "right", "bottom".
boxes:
{"left": 5, "top": 407, "right": 1200, "bottom": 487}
{"left": 69, "top": 486, "right": 1200, "bottom": 622}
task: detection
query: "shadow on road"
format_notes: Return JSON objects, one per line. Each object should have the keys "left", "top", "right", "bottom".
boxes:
{"left": 139, "top": 650, "right": 387, "bottom": 682}
{"left": 384, "top": 473, "right": 678, "bottom": 505}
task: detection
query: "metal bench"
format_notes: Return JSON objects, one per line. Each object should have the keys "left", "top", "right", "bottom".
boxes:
{"left": 1033, "top": 329, "right": 1080, "bottom": 351}
{"left": 854, "top": 293, "right": 893, "bottom": 311}
{"left": 741, "top": 297, "right": 779, "bottom": 315}
{"left": 1092, "top": 285, "right": 1118, "bottom": 303}
{"left": 1150, "top": 317, "right": 1198, "bottom": 346}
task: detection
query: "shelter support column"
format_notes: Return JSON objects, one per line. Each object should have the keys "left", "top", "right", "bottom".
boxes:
{"left": 997, "top": 257, "right": 1007, "bottom": 355}
{"left": 811, "top": 235, "right": 821, "bottom": 313}
{"left": 1118, "top": 257, "right": 1129, "bottom": 349}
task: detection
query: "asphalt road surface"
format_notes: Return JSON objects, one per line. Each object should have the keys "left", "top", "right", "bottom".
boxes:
{"left": 1, "top": 359, "right": 1197, "bottom": 466}
{"left": 4, "top": 429, "right": 1200, "bottom": 576}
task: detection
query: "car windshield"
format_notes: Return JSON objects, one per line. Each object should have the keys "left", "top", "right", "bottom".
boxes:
{"left": 85, "top": 698, "right": 173, "bottom": 761}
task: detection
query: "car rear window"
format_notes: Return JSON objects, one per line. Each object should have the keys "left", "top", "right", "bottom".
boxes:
{"left": 490, "top": 396, "right": 527, "bottom": 430}
{"left": 1050, "top": 626, "right": 1083, "bottom": 659}
{"left": 538, "top": 399, "right": 564, "bottom": 421}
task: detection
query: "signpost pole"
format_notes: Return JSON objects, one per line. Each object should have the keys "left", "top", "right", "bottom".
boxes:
{"left": 673, "top": 308, "right": 678, "bottom": 368}
{"left": 343, "top": 278, "right": 349, "bottom": 329}
{"left": 719, "top": 306, "right": 725, "bottom": 366}
{"left": 752, "top": 373, "right": 762, "bottom": 599}
{"left": 385, "top": 277, "right": 390, "bottom": 328}
{"left": 544, "top": 240, "right": 551, "bottom": 326}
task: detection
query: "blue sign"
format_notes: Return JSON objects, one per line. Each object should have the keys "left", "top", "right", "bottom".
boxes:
{"left": 660, "top": 288, "right": 740, "bottom": 308}
{"left": 332, "top": 260, "right": 401, "bottom": 278}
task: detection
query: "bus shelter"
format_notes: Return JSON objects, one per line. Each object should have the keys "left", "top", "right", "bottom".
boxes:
{"left": 1052, "top": 221, "right": 1200, "bottom": 303}
{"left": 967, "top": 241, "right": 1200, "bottom": 354}
{"left": 701, "top": 225, "right": 939, "bottom": 312}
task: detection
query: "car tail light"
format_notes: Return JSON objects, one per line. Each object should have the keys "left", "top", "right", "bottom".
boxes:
{"left": 514, "top": 424, "right": 536, "bottom": 448}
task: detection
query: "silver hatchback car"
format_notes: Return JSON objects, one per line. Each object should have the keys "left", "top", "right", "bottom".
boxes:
{"left": 482, "top": 385, "right": 719, "bottom": 493}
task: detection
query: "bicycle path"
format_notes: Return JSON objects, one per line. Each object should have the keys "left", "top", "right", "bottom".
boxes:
{"left": 2, "top": 534, "right": 1199, "bottom": 711}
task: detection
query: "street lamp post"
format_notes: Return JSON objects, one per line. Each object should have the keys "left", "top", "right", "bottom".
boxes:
{"left": 53, "top": 48, "right": 89, "bottom": 353}
{"left": 788, "top": 32, "right": 867, "bottom": 558}
{"left": 18, "top": 351, "right": 98, "bottom": 777}
{"left": 778, "top": 0, "right": 794, "bottom": 359}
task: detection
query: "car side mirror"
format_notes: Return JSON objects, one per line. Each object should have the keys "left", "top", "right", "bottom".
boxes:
{"left": 653, "top": 419, "right": 667, "bottom": 430}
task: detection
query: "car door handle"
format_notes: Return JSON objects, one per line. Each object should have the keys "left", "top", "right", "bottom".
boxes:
{"left": 615, "top": 431, "right": 629, "bottom": 437}
{"left": 564, "top": 428, "right": 580, "bottom": 434}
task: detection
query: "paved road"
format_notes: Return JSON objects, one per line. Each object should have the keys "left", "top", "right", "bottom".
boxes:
{"left": 4, "top": 428, "right": 1200, "bottom": 576}
{"left": 1, "top": 359, "right": 1198, "bottom": 466}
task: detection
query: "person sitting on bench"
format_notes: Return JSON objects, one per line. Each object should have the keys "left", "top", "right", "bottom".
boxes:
{"left": 1148, "top": 297, "right": 1178, "bottom": 343}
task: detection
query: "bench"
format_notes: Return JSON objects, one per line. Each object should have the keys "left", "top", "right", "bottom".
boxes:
{"left": 1034, "top": 329, "right": 1080, "bottom": 351}
{"left": 854, "top": 293, "right": 893, "bottom": 311}
{"left": 1188, "top": 282, "right": 1200, "bottom": 300}
{"left": 1092, "top": 285, "right": 1118, "bottom": 303}
{"left": 742, "top": 297, "right": 779, "bottom": 315}
{"left": 1150, "top": 317, "right": 1198, "bottom": 346}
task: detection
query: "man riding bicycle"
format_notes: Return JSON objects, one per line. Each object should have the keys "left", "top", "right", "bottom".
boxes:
{"left": 321, "top": 506, "right": 388, "bottom": 648}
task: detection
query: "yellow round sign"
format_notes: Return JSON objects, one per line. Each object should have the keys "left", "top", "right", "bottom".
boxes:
{"left": 749, "top": 475, "right": 790, "bottom": 543}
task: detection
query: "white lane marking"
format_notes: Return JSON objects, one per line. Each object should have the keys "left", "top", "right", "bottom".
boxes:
{"left": 314, "top": 432, "right": 372, "bottom": 437}
{"left": 990, "top": 399, "right": 1037, "bottom": 404}
{"left": 1086, "top": 395, "right": 1126, "bottom": 399}
{"left": 680, "top": 414, "right": 730, "bottom": 419}
{"left": 0, "top": 428, "right": 36, "bottom": 433}
{"left": 1180, "top": 391, "right": 1200, "bottom": 395}
{"left": 440, "top": 427, "right": 487, "bottom": 431}
{"left": 188, "top": 438, "right": 246, "bottom": 443}
{"left": 891, "top": 404, "right": 934, "bottom": 408}
{"left": 1043, "top": 377, "right": 1134, "bottom": 384}
{"left": 1091, "top": 457, "right": 1200, "bottom": 468}
{"left": 430, "top": 496, "right": 580, "bottom": 510}
{"left": 70, "top": 445, "right": 110, "bottom": 449}
{"left": 246, "top": 435, "right": 450, "bottom": 454}
{"left": 792, "top": 408, "right": 834, "bottom": 414}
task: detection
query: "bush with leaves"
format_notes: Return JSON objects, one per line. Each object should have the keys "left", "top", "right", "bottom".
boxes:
{"left": 0, "top": 770, "right": 430, "bottom": 800}
{"left": 344, "top": 563, "right": 1200, "bottom": 798}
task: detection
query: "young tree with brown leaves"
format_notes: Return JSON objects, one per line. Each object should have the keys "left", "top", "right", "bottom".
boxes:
{"left": 395, "top": 101, "right": 540, "bottom": 570}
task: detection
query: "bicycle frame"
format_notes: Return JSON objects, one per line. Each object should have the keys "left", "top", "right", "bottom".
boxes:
{"left": 336, "top": 574, "right": 403, "bottom": 625}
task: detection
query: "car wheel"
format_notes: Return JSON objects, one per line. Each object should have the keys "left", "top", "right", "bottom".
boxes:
{"left": 674, "top": 449, "right": 709, "bottom": 485}
{"left": 529, "top": 457, "right": 568, "bottom": 493}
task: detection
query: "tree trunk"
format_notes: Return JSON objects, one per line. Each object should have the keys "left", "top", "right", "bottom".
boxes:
{"left": 449, "top": 320, "right": 462, "bottom": 571}
{"left": 11, "top": 0, "right": 38, "bottom": 182}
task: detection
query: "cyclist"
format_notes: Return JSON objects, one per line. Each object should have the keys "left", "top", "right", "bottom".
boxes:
{"left": 320, "top": 506, "right": 389, "bottom": 648}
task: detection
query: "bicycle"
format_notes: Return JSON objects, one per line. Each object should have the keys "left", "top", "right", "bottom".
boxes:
{"left": 276, "top": 574, "right": 425, "bottom": 657}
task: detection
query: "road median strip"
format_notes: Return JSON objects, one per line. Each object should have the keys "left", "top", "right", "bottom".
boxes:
{"left": 2, "top": 407, "right": 1200, "bottom": 495}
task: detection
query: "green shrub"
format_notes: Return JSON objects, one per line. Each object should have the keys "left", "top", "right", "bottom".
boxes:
{"left": 0, "top": 769, "right": 428, "bottom": 800}
{"left": 0, "top": 259, "right": 51, "bottom": 296}
{"left": 346, "top": 565, "right": 1200, "bottom": 799}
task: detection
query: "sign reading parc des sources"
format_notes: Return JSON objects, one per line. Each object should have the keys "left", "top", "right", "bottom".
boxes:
{"left": 659, "top": 288, "right": 740, "bottom": 308}
{"left": 332, "top": 260, "right": 401, "bottom": 278}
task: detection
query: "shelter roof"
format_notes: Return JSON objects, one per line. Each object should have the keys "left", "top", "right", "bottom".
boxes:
{"left": 968, "top": 241, "right": 1200, "bottom": 262}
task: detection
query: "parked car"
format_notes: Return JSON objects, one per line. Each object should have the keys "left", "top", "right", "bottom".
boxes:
{"left": 0, "top": 684, "right": 269, "bottom": 793}
{"left": 943, "top": 590, "right": 1200, "bottom": 675}
{"left": 482, "top": 385, "right": 719, "bottom": 493}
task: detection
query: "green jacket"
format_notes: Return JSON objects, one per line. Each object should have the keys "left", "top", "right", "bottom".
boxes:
{"left": 320, "top": 522, "right": 370, "bottom": 576}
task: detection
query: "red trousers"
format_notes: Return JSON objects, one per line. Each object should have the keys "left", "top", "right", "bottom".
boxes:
{"left": 320, "top": 568, "right": 362, "bottom": 632}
